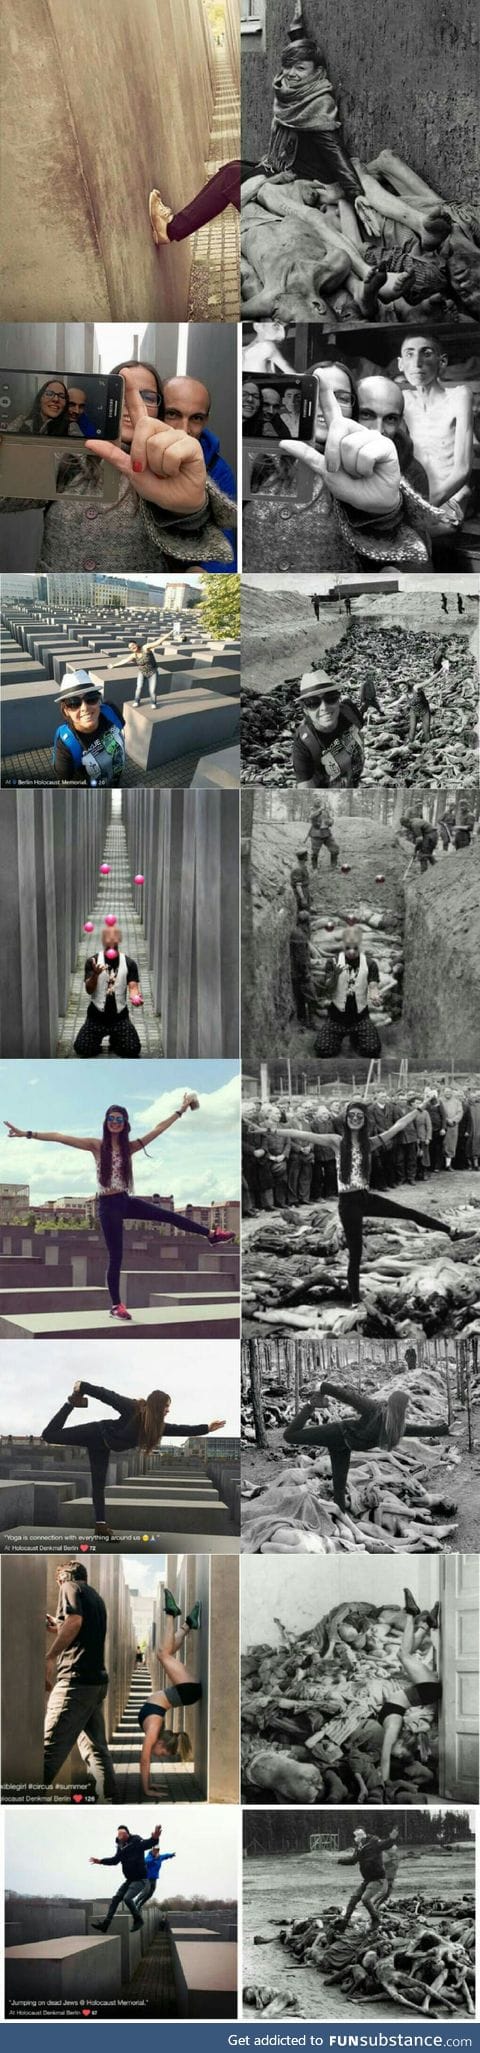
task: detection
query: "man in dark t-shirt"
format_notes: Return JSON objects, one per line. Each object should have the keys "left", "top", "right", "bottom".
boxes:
{"left": 74, "top": 922, "right": 143, "bottom": 1058}
{"left": 338, "top": 1826, "right": 399, "bottom": 1929}
{"left": 44, "top": 1560, "right": 117, "bottom": 1797}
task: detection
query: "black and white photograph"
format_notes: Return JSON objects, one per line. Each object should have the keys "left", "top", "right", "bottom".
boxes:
{"left": 240, "top": 576, "right": 479, "bottom": 788}
{"left": 241, "top": 1336, "right": 480, "bottom": 1554}
{"left": 241, "top": 1552, "right": 479, "bottom": 1805}
{"left": 242, "top": 1069, "right": 480, "bottom": 1336}
{"left": 242, "top": 1807, "right": 476, "bottom": 2021}
{"left": 242, "top": 324, "right": 480, "bottom": 574}
{"left": 241, "top": 785, "right": 480, "bottom": 1071}
{"left": 241, "top": 0, "right": 479, "bottom": 328}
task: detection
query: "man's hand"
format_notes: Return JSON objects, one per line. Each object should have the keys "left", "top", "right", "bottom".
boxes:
{"left": 86, "top": 378, "right": 207, "bottom": 515}
{"left": 90, "top": 1858, "right": 101, "bottom": 1865}
{"left": 281, "top": 379, "right": 402, "bottom": 515}
{"left": 208, "top": 1419, "right": 226, "bottom": 1431}
{"left": 45, "top": 1613, "right": 58, "bottom": 1634}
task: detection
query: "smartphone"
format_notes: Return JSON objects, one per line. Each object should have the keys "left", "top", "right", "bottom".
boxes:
{"left": 0, "top": 371, "right": 124, "bottom": 446}
{"left": 298, "top": 374, "right": 318, "bottom": 443}
{"left": 242, "top": 373, "right": 303, "bottom": 445}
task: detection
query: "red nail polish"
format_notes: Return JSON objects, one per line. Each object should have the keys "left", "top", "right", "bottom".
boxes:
{"left": 132, "top": 460, "right": 143, "bottom": 473}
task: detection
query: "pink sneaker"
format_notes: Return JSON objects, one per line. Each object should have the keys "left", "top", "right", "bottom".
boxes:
{"left": 208, "top": 1228, "right": 236, "bottom": 1245}
{"left": 109, "top": 1302, "right": 132, "bottom": 1321}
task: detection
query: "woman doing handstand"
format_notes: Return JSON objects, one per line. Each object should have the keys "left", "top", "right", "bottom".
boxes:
{"left": 5, "top": 1094, "right": 235, "bottom": 1322}
{"left": 137, "top": 1587, "right": 203, "bottom": 1798}
{"left": 284, "top": 1379, "right": 448, "bottom": 1513}
{"left": 41, "top": 1382, "right": 225, "bottom": 1538}
{"left": 378, "top": 1586, "right": 441, "bottom": 1786}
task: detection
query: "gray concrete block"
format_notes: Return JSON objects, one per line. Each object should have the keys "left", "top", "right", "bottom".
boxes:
{"left": 124, "top": 691, "right": 240, "bottom": 771}
{"left": 171, "top": 1937, "right": 237, "bottom": 2017}
{"left": 5, "top": 1935, "right": 121, "bottom": 2002}
{"left": 86, "top": 1910, "right": 142, "bottom": 1985}
{"left": 191, "top": 748, "right": 240, "bottom": 787}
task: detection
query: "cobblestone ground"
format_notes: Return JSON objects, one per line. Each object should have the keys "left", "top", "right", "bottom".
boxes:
{"left": 57, "top": 818, "right": 163, "bottom": 1058}
{"left": 188, "top": 47, "right": 240, "bottom": 321}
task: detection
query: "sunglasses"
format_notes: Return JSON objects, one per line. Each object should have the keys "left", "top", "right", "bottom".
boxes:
{"left": 107, "top": 1112, "right": 124, "bottom": 1124}
{"left": 64, "top": 689, "right": 102, "bottom": 709}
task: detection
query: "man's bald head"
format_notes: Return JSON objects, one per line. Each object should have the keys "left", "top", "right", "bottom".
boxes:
{"left": 356, "top": 376, "right": 405, "bottom": 441}
{"left": 161, "top": 376, "right": 211, "bottom": 439}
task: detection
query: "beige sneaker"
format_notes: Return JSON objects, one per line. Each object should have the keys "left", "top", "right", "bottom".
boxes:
{"left": 149, "top": 189, "right": 174, "bottom": 245}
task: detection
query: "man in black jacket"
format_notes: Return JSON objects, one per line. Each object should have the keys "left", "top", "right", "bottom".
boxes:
{"left": 91, "top": 1824, "right": 174, "bottom": 1931}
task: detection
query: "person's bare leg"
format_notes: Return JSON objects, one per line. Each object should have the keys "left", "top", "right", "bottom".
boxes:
{"left": 380, "top": 1711, "right": 404, "bottom": 1783}
{"left": 157, "top": 1621, "right": 190, "bottom": 1690}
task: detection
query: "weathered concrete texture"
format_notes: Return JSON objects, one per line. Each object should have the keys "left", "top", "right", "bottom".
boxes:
{"left": 1, "top": 1556, "right": 46, "bottom": 1784}
{"left": 171, "top": 1936, "right": 237, "bottom": 2016}
{"left": 403, "top": 845, "right": 480, "bottom": 1064}
{"left": 208, "top": 1555, "right": 239, "bottom": 1803}
{"left": 242, "top": 0, "right": 480, "bottom": 205}
{"left": 0, "top": 0, "right": 221, "bottom": 320}
{"left": 0, "top": 789, "right": 110, "bottom": 1057}
{"left": 122, "top": 788, "right": 240, "bottom": 1057}
{"left": 5, "top": 1934, "right": 121, "bottom": 2002}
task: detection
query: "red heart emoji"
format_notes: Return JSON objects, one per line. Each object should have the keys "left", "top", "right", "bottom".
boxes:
{"left": 72, "top": 1794, "right": 84, "bottom": 1803}
{"left": 82, "top": 2011, "right": 92, "bottom": 2018}
{"left": 79, "top": 1544, "right": 89, "bottom": 1553}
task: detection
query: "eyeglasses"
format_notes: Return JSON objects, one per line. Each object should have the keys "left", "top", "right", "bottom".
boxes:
{"left": 45, "top": 390, "right": 65, "bottom": 402}
{"left": 64, "top": 689, "right": 101, "bottom": 709}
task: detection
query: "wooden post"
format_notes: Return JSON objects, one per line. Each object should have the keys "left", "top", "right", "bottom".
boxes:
{"left": 250, "top": 1339, "right": 268, "bottom": 1448}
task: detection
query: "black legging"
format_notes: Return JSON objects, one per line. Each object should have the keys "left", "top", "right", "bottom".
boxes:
{"left": 97, "top": 1192, "right": 213, "bottom": 1307}
{"left": 338, "top": 1189, "right": 447, "bottom": 1302}
{"left": 42, "top": 1402, "right": 112, "bottom": 1522}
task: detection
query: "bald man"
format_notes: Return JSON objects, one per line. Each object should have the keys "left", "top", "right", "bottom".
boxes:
{"left": 356, "top": 375, "right": 430, "bottom": 496}
{"left": 161, "top": 375, "right": 237, "bottom": 571}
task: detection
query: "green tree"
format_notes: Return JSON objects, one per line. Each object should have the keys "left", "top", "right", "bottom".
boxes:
{"left": 200, "top": 574, "right": 240, "bottom": 641}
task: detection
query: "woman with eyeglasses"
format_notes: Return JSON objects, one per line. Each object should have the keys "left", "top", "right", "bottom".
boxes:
{"left": 0, "top": 361, "right": 236, "bottom": 573}
{"left": 4, "top": 1097, "right": 236, "bottom": 1324}
{"left": 52, "top": 672, "right": 125, "bottom": 785}
{"left": 9, "top": 379, "right": 70, "bottom": 438}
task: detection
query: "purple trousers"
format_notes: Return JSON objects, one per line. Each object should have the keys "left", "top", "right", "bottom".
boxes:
{"left": 167, "top": 161, "right": 241, "bottom": 241}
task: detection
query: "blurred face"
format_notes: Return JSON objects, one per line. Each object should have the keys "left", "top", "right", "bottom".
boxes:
{"left": 261, "top": 388, "right": 282, "bottom": 435}
{"left": 103, "top": 926, "right": 121, "bottom": 951}
{"left": 162, "top": 378, "right": 210, "bottom": 438}
{"left": 346, "top": 1106, "right": 365, "bottom": 1133}
{"left": 313, "top": 366, "right": 353, "bottom": 446}
{"left": 254, "top": 321, "right": 285, "bottom": 339}
{"left": 116, "top": 1830, "right": 129, "bottom": 1844}
{"left": 356, "top": 376, "right": 404, "bottom": 439}
{"left": 307, "top": 690, "right": 340, "bottom": 735}
{"left": 41, "top": 382, "right": 66, "bottom": 419}
{"left": 106, "top": 1108, "right": 126, "bottom": 1135}
{"left": 62, "top": 688, "right": 101, "bottom": 734}
{"left": 400, "top": 338, "right": 442, "bottom": 389}
{"left": 120, "top": 365, "right": 158, "bottom": 441}
{"left": 68, "top": 388, "right": 87, "bottom": 419}
{"left": 243, "top": 381, "right": 261, "bottom": 420}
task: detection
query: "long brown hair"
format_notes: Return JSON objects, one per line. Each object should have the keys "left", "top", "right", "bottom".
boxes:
{"left": 135, "top": 1389, "right": 171, "bottom": 1454}
{"left": 379, "top": 1389, "right": 409, "bottom": 1449}
{"left": 99, "top": 1107, "right": 132, "bottom": 1191}
{"left": 339, "top": 1101, "right": 371, "bottom": 1186}
{"left": 161, "top": 1728, "right": 193, "bottom": 1764}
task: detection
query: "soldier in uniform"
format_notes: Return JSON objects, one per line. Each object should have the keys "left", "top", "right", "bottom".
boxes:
{"left": 308, "top": 801, "right": 339, "bottom": 869}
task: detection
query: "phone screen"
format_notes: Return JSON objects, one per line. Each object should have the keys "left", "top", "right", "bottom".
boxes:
{"left": 242, "top": 374, "right": 302, "bottom": 445}
{"left": 0, "top": 372, "right": 123, "bottom": 442}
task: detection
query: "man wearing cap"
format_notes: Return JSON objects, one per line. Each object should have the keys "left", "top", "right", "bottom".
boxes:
{"left": 290, "top": 909, "right": 314, "bottom": 1026}
{"left": 293, "top": 673, "right": 364, "bottom": 788}
{"left": 74, "top": 924, "right": 143, "bottom": 1059}
{"left": 314, "top": 926, "right": 381, "bottom": 1057}
{"left": 52, "top": 672, "right": 125, "bottom": 786}
{"left": 290, "top": 849, "right": 312, "bottom": 913}
{"left": 308, "top": 800, "right": 339, "bottom": 869}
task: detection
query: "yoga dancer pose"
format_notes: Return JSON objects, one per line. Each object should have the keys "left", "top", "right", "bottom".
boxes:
{"left": 5, "top": 1095, "right": 235, "bottom": 1323}
{"left": 41, "top": 1383, "right": 225, "bottom": 1538}
{"left": 284, "top": 1379, "right": 448, "bottom": 1513}
{"left": 91, "top": 1823, "right": 174, "bottom": 1932}
{"left": 137, "top": 1586, "right": 203, "bottom": 1798}
{"left": 273, "top": 1097, "right": 457, "bottom": 1301}
{"left": 378, "top": 1587, "right": 441, "bottom": 1786}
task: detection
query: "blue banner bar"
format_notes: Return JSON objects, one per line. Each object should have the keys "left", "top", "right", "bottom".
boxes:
{"left": 2, "top": 2024, "right": 479, "bottom": 2051}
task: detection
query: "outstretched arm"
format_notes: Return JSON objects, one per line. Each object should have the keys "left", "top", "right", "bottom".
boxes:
{"left": 162, "top": 1420, "right": 225, "bottom": 1437}
{"left": 130, "top": 1091, "right": 198, "bottom": 1154}
{"left": 4, "top": 1123, "right": 97, "bottom": 1152}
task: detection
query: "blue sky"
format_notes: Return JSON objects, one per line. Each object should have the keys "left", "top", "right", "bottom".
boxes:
{"left": 0, "top": 1061, "right": 240, "bottom": 1205}
{"left": 5, "top": 1806, "right": 238, "bottom": 1901}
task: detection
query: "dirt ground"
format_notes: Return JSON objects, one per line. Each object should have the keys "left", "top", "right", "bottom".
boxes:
{"left": 242, "top": 1845, "right": 475, "bottom": 2022}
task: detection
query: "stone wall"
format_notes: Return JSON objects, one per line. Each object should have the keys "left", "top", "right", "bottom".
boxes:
{"left": 0, "top": 790, "right": 110, "bottom": 1056}
{"left": 122, "top": 789, "right": 240, "bottom": 1056}
{"left": 242, "top": 0, "right": 479, "bottom": 205}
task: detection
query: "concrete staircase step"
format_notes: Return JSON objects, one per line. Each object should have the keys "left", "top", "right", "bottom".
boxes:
{"left": 59, "top": 1497, "right": 232, "bottom": 1532}
{"left": 0, "top": 1304, "right": 239, "bottom": 1338}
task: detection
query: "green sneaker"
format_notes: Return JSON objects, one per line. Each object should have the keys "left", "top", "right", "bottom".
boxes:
{"left": 163, "top": 1588, "right": 181, "bottom": 1617}
{"left": 186, "top": 1602, "right": 202, "bottom": 1631}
